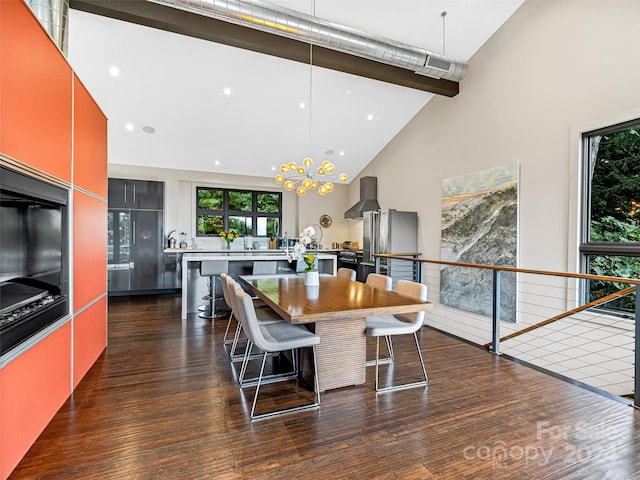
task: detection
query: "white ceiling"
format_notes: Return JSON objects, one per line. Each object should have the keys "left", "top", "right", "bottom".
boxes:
{"left": 67, "top": 1, "right": 523, "bottom": 183}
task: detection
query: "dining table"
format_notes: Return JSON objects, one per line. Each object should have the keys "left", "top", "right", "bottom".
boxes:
{"left": 239, "top": 274, "right": 432, "bottom": 392}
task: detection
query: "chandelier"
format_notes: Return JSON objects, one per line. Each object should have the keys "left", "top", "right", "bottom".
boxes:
{"left": 275, "top": 158, "right": 348, "bottom": 196}
{"left": 274, "top": 0, "right": 347, "bottom": 197}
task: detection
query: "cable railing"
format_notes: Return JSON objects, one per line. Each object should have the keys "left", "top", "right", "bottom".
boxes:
{"left": 374, "top": 254, "right": 640, "bottom": 408}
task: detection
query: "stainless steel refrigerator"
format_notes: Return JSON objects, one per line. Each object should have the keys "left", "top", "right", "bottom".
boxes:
{"left": 362, "top": 209, "right": 418, "bottom": 285}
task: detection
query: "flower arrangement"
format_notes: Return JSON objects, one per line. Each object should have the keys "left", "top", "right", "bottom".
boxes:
{"left": 220, "top": 230, "right": 239, "bottom": 248}
{"left": 288, "top": 226, "right": 317, "bottom": 272}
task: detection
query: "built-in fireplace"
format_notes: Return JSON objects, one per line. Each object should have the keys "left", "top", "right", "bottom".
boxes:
{"left": 0, "top": 166, "right": 69, "bottom": 356}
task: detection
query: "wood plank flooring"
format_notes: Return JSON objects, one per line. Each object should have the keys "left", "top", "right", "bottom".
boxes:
{"left": 9, "top": 294, "right": 640, "bottom": 479}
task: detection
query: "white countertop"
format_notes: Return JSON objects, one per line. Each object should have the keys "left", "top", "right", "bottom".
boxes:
{"left": 166, "top": 248, "right": 340, "bottom": 254}
{"left": 180, "top": 252, "right": 337, "bottom": 261}
{"left": 166, "top": 248, "right": 283, "bottom": 254}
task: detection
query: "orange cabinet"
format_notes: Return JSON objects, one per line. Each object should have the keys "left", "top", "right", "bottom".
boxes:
{"left": 73, "top": 75, "right": 108, "bottom": 198}
{"left": 0, "top": 0, "right": 72, "bottom": 182}
{"left": 73, "top": 297, "right": 107, "bottom": 387}
{"left": 0, "top": 323, "right": 72, "bottom": 480}
{"left": 73, "top": 190, "right": 108, "bottom": 313}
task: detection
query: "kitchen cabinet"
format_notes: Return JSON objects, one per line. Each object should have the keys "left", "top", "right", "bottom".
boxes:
{"left": 108, "top": 178, "right": 164, "bottom": 210}
{"left": 163, "top": 252, "right": 183, "bottom": 289}
{"left": 108, "top": 179, "right": 165, "bottom": 294}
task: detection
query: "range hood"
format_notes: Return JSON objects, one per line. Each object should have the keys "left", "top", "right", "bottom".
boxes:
{"left": 344, "top": 177, "right": 380, "bottom": 219}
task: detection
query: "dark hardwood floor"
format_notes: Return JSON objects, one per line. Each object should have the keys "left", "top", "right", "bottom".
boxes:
{"left": 9, "top": 294, "right": 640, "bottom": 479}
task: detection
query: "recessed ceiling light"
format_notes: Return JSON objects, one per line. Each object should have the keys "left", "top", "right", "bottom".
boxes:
{"left": 299, "top": 102, "right": 306, "bottom": 109}
{"left": 339, "top": 151, "right": 345, "bottom": 156}
{"left": 109, "top": 66, "right": 120, "bottom": 77}
{"left": 214, "top": 160, "right": 220, "bottom": 166}
{"left": 125, "top": 123, "right": 134, "bottom": 131}
{"left": 271, "top": 166, "right": 276, "bottom": 171}
{"left": 142, "top": 126, "right": 156, "bottom": 134}
{"left": 367, "top": 114, "right": 374, "bottom": 121}
{"left": 223, "top": 87, "right": 232, "bottom": 95}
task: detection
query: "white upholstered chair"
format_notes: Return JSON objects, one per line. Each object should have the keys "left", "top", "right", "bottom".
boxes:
{"left": 365, "top": 280, "right": 428, "bottom": 392}
{"left": 365, "top": 273, "right": 392, "bottom": 291}
{"left": 365, "top": 273, "right": 394, "bottom": 361}
{"left": 233, "top": 284, "right": 320, "bottom": 419}
{"left": 337, "top": 267, "right": 356, "bottom": 281}
{"left": 220, "top": 274, "right": 283, "bottom": 363}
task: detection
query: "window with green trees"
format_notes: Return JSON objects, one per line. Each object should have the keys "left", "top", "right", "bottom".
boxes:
{"left": 581, "top": 119, "right": 640, "bottom": 315}
{"left": 196, "top": 187, "right": 281, "bottom": 238}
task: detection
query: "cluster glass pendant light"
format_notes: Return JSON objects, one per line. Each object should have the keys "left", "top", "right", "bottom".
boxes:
{"left": 275, "top": 2, "right": 347, "bottom": 196}
{"left": 276, "top": 158, "right": 348, "bottom": 196}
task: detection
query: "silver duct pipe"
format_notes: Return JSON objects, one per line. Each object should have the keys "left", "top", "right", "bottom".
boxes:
{"left": 26, "top": 0, "right": 70, "bottom": 55}
{"left": 149, "top": 0, "right": 467, "bottom": 82}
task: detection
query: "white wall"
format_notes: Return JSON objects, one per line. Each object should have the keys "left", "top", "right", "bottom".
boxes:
{"left": 350, "top": 0, "right": 640, "bottom": 339}
{"left": 354, "top": 0, "right": 640, "bottom": 270}
{"left": 108, "top": 164, "right": 352, "bottom": 249}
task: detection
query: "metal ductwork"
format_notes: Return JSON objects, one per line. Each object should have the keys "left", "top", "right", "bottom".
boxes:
{"left": 345, "top": 176, "right": 380, "bottom": 219}
{"left": 149, "top": 0, "right": 468, "bottom": 82}
{"left": 26, "top": 0, "right": 70, "bottom": 55}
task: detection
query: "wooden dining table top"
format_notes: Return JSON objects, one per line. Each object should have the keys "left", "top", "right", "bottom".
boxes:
{"left": 239, "top": 274, "right": 432, "bottom": 325}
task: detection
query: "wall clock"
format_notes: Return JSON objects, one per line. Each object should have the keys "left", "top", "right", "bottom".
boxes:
{"left": 319, "top": 214, "right": 332, "bottom": 228}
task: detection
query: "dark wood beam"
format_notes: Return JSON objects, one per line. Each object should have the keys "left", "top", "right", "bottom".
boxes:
{"left": 69, "top": 0, "right": 459, "bottom": 97}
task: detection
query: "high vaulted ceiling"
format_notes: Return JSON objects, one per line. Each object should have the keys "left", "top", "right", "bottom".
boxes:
{"left": 67, "top": 0, "right": 523, "bottom": 183}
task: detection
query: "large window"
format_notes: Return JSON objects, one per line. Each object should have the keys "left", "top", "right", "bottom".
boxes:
{"left": 581, "top": 119, "right": 640, "bottom": 314}
{"left": 196, "top": 187, "right": 281, "bottom": 238}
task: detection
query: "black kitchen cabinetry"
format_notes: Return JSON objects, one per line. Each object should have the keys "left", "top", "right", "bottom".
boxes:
{"left": 163, "top": 251, "right": 182, "bottom": 289}
{"left": 108, "top": 178, "right": 164, "bottom": 210}
{"left": 108, "top": 178, "right": 165, "bottom": 295}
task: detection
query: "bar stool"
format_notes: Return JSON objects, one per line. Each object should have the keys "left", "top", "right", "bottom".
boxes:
{"left": 198, "top": 259, "right": 229, "bottom": 319}
{"left": 252, "top": 261, "right": 277, "bottom": 276}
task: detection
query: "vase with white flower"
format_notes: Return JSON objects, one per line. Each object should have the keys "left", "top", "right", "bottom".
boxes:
{"left": 220, "top": 230, "right": 238, "bottom": 250}
{"left": 288, "top": 226, "right": 319, "bottom": 285}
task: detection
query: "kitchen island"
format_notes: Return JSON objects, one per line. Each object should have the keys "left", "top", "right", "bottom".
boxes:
{"left": 177, "top": 249, "right": 337, "bottom": 319}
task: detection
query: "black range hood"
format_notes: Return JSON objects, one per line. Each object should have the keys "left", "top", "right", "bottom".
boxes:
{"left": 344, "top": 176, "right": 380, "bottom": 219}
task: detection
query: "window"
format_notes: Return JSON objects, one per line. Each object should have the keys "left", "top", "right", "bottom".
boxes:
{"left": 580, "top": 119, "right": 640, "bottom": 314}
{"left": 196, "top": 187, "right": 281, "bottom": 238}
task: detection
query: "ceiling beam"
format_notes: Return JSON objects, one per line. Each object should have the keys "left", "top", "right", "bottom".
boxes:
{"left": 69, "top": 0, "right": 459, "bottom": 97}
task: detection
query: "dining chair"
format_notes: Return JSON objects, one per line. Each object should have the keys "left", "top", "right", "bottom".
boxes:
{"left": 365, "top": 279, "right": 428, "bottom": 392}
{"left": 233, "top": 284, "right": 321, "bottom": 419}
{"left": 337, "top": 267, "right": 356, "bottom": 281}
{"left": 365, "top": 273, "right": 392, "bottom": 291}
{"left": 229, "top": 281, "right": 294, "bottom": 385}
{"left": 221, "top": 274, "right": 283, "bottom": 363}
{"left": 220, "top": 273, "right": 239, "bottom": 345}
{"left": 365, "top": 273, "right": 394, "bottom": 361}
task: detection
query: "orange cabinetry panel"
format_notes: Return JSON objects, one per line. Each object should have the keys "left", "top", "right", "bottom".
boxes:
{"left": 73, "top": 297, "right": 107, "bottom": 388}
{"left": 0, "top": 0, "right": 72, "bottom": 182}
{"left": 0, "top": 323, "right": 72, "bottom": 480}
{"left": 73, "top": 190, "right": 107, "bottom": 313}
{"left": 73, "top": 75, "right": 107, "bottom": 198}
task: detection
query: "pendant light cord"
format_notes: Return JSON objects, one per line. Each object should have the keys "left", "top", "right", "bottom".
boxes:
{"left": 308, "top": 0, "right": 315, "bottom": 156}
{"left": 441, "top": 11, "right": 447, "bottom": 55}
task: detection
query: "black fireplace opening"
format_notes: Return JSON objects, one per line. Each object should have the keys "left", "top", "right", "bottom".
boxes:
{"left": 0, "top": 166, "right": 69, "bottom": 356}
